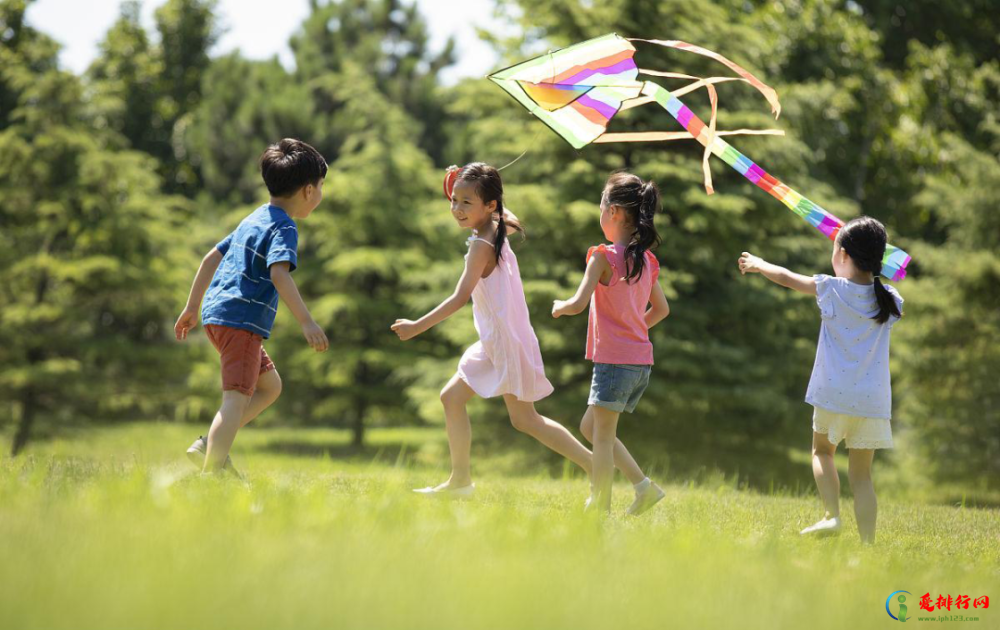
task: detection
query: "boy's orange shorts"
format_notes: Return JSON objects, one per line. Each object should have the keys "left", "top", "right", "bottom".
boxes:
{"left": 204, "top": 324, "right": 275, "bottom": 397}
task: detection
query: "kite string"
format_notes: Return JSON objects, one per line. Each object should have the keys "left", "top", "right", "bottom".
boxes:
{"left": 497, "top": 125, "right": 543, "bottom": 171}
{"left": 497, "top": 49, "right": 556, "bottom": 172}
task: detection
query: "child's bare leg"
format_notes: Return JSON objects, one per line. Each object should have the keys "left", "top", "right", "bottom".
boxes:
{"left": 811, "top": 431, "right": 841, "bottom": 519}
{"left": 239, "top": 369, "right": 282, "bottom": 428}
{"left": 580, "top": 406, "right": 645, "bottom": 485}
{"left": 848, "top": 448, "right": 877, "bottom": 544}
{"left": 590, "top": 405, "right": 620, "bottom": 512}
{"left": 439, "top": 374, "right": 476, "bottom": 488}
{"left": 204, "top": 390, "right": 251, "bottom": 471}
{"left": 502, "top": 396, "right": 592, "bottom": 475}
{"left": 198, "top": 370, "right": 279, "bottom": 455}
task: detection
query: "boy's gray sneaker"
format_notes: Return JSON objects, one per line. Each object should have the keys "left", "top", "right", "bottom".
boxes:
{"left": 186, "top": 436, "right": 239, "bottom": 476}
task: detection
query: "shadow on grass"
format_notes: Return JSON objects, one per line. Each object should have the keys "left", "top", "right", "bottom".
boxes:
{"left": 254, "top": 439, "right": 417, "bottom": 463}
{"left": 252, "top": 428, "right": 823, "bottom": 496}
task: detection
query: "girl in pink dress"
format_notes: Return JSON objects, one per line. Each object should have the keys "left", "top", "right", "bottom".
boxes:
{"left": 553, "top": 172, "right": 672, "bottom": 515}
{"left": 392, "top": 163, "right": 592, "bottom": 497}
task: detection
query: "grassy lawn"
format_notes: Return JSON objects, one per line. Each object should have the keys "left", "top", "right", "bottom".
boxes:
{"left": 1, "top": 423, "right": 997, "bottom": 629}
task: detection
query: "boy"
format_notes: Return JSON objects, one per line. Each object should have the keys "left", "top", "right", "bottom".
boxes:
{"left": 174, "top": 138, "right": 330, "bottom": 474}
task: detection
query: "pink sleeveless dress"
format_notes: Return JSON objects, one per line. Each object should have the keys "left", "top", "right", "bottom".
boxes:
{"left": 457, "top": 235, "right": 554, "bottom": 402}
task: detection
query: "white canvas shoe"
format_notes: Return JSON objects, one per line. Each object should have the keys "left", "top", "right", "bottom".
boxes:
{"left": 626, "top": 482, "right": 666, "bottom": 516}
{"left": 799, "top": 516, "right": 842, "bottom": 536}
{"left": 412, "top": 483, "right": 475, "bottom": 499}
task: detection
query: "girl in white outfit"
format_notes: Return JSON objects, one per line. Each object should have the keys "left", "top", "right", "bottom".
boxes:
{"left": 738, "top": 216, "right": 903, "bottom": 543}
{"left": 392, "top": 163, "right": 592, "bottom": 497}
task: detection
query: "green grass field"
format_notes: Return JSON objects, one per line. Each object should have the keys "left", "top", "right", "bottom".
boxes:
{"left": 1, "top": 423, "right": 997, "bottom": 629}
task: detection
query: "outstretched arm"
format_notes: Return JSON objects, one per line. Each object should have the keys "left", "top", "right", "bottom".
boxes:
{"left": 645, "top": 281, "right": 671, "bottom": 328}
{"left": 174, "top": 248, "right": 223, "bottom": 340}
{"left": 738, "top": 251, "right": 817, "bottom": 295}
{"left": 392, "top": 241, "right": 492, "bottom": 340}
{"left": 552, "top": 253, "right": 610, "bottom": 318}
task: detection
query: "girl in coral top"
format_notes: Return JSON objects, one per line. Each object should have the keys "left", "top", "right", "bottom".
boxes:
{"left": 553, "top": 172, "right": 671, "bottom": 515}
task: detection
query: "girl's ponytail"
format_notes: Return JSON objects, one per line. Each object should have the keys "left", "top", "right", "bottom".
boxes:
{"left": 606, "top": 173, "right": 662, "bottom": 283}
{"left": 838, "top": 216, "right": 901, "bottom": 324}
{"left": 871, "top": 276, "right": 900, "bottom": 325}
{"left": 494, "top": 207, "right": 524, "bottom": 261}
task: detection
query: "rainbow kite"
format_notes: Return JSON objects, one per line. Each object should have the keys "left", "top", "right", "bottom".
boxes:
{"left": 489, "top": 33, "right": 910, "bottom": 281}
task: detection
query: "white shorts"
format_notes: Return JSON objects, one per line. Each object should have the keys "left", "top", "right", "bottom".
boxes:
{"left": 812, "top": 407, "right": 894, "bottom": 450}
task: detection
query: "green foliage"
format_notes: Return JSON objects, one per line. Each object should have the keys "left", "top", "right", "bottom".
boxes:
{"left": 0, "top": 0, "right": 198, "bottom": 454}
{"left": 185, "top": 54, "right": 314, "bottom": 204}
{"left": 1, "top": 0, "right": 996, "bottom": 490}
{"left": 83, "top": 0, "right": 218, "bottom": 192}
{"left": 291, "top": 0, "right": 454, "bottom": 162}
{"left": 86, "top": 1, "right": 163, "bottom": 155}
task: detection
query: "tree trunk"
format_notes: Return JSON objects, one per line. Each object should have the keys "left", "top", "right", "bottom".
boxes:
{"left": 11, "top": 388, "right": 35, "bottom": 456}
{"left": 11, "top": 268, "right": 50, "bottom": 456}
{"left": 351, "top": 361, "right": 368, "bottom": 449}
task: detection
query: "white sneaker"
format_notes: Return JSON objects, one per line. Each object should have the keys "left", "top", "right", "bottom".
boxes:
{"left": 412, "top": 483, "right": 475, "bottom": 499}
{"left": 186, "top": 436, "right": 238, "bottom": 476}
{"left": 800, "top": 516, "right": 842, "bottom": 536}
{"left": 626, "top": 481, "right": 666, "bottom": 516}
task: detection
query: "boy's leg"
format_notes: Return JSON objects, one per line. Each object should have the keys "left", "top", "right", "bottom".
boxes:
{"left": 188, "top": 370, "right": 278, "bottom": 468}
{"left": 590, "top": 405, "right": 620, "bottom": 513}
{"left": 239, "top": 369, "right": 282, "bottom": 428}
{"left": 811, "top": 430, "right": 841, "bottom": 519}
{"left": 438, "top": 374, "right": 477, "bottom": 488}
{"left": 580, "top": 406, "right": 645, "bottom": 485}
{"left": 193, "top": 332, "right": 278, "bottom": 470}
{"left": 502, "top": 396, "right": 592, "bottom": 475}
{"left": 848, "top": 448, "right": 877, "bottom": 544}
{"left": 204, "top": 390, "right": 251, "bottom": 472}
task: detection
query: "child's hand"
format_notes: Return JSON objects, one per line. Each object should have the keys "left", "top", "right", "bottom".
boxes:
{"left": 301, "top": 320, "right": 329, "bottom": 352}
{"left": 391, "top": 319, "right": 421, "bottom": 341}
{"left": 738, "top": 252, "right": 765, "bottom": 275}
{"left": 174, "top": 307, "right": 199, "bottom": 340}
{"left": 552, "top": 300, "right": 573, "bottom": 318}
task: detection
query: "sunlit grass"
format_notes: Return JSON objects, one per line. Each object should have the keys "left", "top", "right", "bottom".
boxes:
{"left": 0, "top": 423, "right": 997, "bottom": 629}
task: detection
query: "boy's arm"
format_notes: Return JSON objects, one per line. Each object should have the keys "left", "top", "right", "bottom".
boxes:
{"left": 391, "top": 241, "right": 492, "bottom": 341}
{"left": 738, "top": 251, "right": 817, "bottom": 295}
{"left": 174, "top": 248, "right": 223, "bottom": 340}
{"left": 645, "top": 281, "right": 671, "bottom": 328}
{"left": 270, "top": 262, "right": 329, "bottom": 352}
{"left": 552, "top": 253, "right": 609, "bottom": 318}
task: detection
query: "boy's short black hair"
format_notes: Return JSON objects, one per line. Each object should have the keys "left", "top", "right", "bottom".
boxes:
{"left": 259, "top": 138, "right": 328, "bottom": 197}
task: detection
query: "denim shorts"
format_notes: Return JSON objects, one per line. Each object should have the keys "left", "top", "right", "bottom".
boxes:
{"left": 588, "top": 363, "right": 652, "bottom": 414}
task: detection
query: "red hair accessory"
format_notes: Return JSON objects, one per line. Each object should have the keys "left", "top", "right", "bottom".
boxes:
{"left": 443, "top": 165, "right": 460, "bottom": 200}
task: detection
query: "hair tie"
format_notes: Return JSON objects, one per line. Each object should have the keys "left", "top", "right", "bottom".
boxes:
{"left": 443, "top": 165, "right": 460, "bottom": 200}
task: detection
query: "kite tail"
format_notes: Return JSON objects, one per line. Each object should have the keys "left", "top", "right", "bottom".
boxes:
{"left": 641, "top": 82, "right": 910, "bottom": 281}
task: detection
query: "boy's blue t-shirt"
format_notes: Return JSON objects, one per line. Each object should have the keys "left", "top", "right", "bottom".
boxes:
{"left": 201, "top": 204, "right": 298, "bottom": 338}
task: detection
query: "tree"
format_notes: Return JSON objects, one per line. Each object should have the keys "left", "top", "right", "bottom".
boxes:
{"left": 263, "top": 62, "right": 443, "bottom": 448}
{"left": 184, "top": 54, "right": 314, "bottom": 205}
{"left": 84, "top": 0, "right": 219, "bottom": 193}
{"left": 0, "top": 0, "right": 193, "bottom": 455}
{"left": 291, "top": 0, "right": 454, "bottom": 162}
{"left": 86, "top": 1, "right": 164, "bottom": 155}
